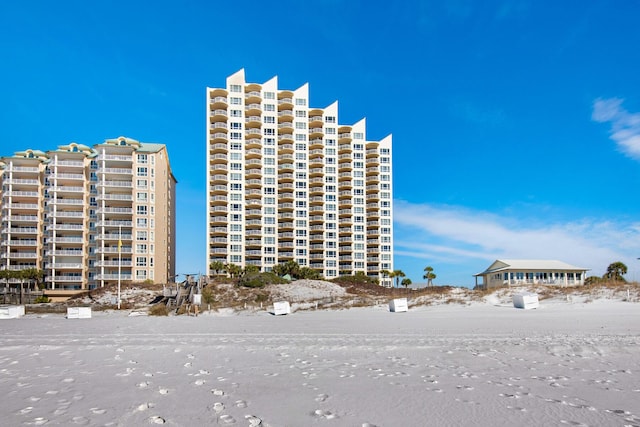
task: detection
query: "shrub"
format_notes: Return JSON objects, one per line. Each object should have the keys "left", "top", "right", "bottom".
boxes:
{"left": 237, "top": 272, "right": 288, "bottom": 288}
{"left": 332, "top": 274, "right": 378, "bottom": 286}
{"left": 34, "top": 295, "right": 50, "bottom": 303}
{"left": 148, "top": 303, "right": 170, "bottom": 316}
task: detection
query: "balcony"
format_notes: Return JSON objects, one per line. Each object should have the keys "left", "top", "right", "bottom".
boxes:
{"left": 210, "top": 109, "right": 228, "bottom": 121}
{"left": 210, "top": 143, "right": 228, "bottom": 153}
{"left": 95, "top": 247, "right": 132, "bottom": 254}
{"left": 4, "top": 252, "right": 38, "bottom": 259}
{"left": 96, "top": 168, "right": 132, "bottom": 176}
{"left": 96, "top": 181, "right": 131, "bottom": 189}
{"left": 94, "top": 274, "right": 132, "bottom": 281}
{"left": 45, "top": 262, "right": 84, "bottom": 269}
{"left": 5, "top": 178, "right": 40, "bottom": 186}
{"left": 46, "top": 275, "right": 85, "bottom": 282}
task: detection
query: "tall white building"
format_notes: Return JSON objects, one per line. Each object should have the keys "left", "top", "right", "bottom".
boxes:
{"left": 0, "top": 137, "right": 176, "bottom": 296}
{"left": 206, "top": 70, "right": 393, "bottom": 284}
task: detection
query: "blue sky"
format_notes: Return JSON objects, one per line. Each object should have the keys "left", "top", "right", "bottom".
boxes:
{"left": 2, "top": 0, "right": 640, "bottom": 286}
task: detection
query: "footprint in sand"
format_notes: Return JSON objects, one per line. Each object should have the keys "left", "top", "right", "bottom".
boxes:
{"left": 159, "top": 388, "right": 170, "bottom": 395}
{"left": 149, "top": 415, "right": 166, "bottom": 424}
{"left": 28, "top": 417, "right": 49, "bottom": 425}
{"left": 219, "top": 414, "right": 236, "bottom": 424}
{"left": 136, "top": 402, "right": 155, "bottom": 411}
{"left": 19, "top": 406, "right": 34, "bottom": 414}
{"left": 235, "top": 400, "right": 248, "bottom": 408}
{"left": 91, "top": 407, "right": 107, "bottom": 415}
{"left": 245, "top": 415, "right": 262, "bottom": 426}
{"left": 137, "top": 381, "right": 150, "bottom": 388}
{"left": 71, "top": 416, "right": 90, "bottom": 425}
{"left": 211, "top": 389, "right": 225, "bottom": 396}
{"left": 315, "top": 394, "right": 329, "bottom": 402}
{"left": 213, "top": 402, "right": 225, "bottom": 414}
{"left": 199, "top": 369, "right": 210, "bottom": 375}
{"left": 195, "top": 379, "right": 206, "bottom": 386}
{"left": 62, "top": 378, "right": 75, "bottom": 383}
{"left": 313, "top": 409, "right": 337, "bottom": 420}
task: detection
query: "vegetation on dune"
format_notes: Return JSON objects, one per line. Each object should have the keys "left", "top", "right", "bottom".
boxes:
{"left": 423, "top": 266, "right": 436, "bottom": 287}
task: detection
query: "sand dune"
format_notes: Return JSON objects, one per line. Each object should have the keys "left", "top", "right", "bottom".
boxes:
{"left": 1, "top": 301, "right": 639, "bottom": 426}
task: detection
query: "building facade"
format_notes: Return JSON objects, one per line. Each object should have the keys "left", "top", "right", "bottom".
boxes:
{"left": 206, "top": 70, "right": 393, "bottom": 285}
{"left": 0, "top": 137, "right": 176, "bottom": 293}
{"left": 474, "top": 259, "right": 589, "bottom": 289}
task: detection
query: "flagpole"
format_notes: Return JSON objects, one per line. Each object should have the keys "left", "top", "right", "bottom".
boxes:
{"left": 117, "top": 225, "right": 122, "bottom": 310}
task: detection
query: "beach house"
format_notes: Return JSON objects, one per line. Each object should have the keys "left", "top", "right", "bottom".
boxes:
{"left": 474, "top": 259, "right": 589, "bottom": 289}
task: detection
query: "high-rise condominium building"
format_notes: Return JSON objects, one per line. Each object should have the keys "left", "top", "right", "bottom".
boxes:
{"left": 206, "top": 69, "right": 393, "bottom": 285}
{"left": 0, "top": 136, "right": 176, "bottom": 295}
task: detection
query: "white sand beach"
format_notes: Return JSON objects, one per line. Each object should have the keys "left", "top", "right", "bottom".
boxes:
{"left": 1, "top": 300, "right": 639, "bottom": 426}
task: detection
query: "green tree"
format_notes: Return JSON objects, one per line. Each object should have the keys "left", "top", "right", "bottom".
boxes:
{"left": 209, "top": 261, "right": 226, "bottom": 277}
{"left": 273, "top": 260, "right": 301, "bottom": 279}
{"left": 604, "top": 261, "right": 628, "bottom": 282}
{"left": 298, "top": 267, "right": 322, "bottom": 280}
{"left": 225, "top": 263, "right": 243, "bottom": 279}
{"left": 401, "top": 277, "right": 412, "bottom": 294}
{"left": 390, "top": 269, "right": 405, "bottom": 288}
{"left": 423, "top": 266, "right": 436, "bottom": 287}
{"left": 243, "top": 264, "right": 260, "bottom": 276}
{"left": 0, "top": 269, "right": 9, "bottom": 288}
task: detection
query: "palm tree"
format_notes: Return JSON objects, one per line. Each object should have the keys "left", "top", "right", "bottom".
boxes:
{"left": 604, "top": 261, "right": 628, "bottom": 282}
{"left": 379, "top": 269, "right": 390, "bottom": 287}
{"left": 423, "top": 266, "right": 436, "bottom": 287}
{"left": 401, "top": 277, "right": 412, "bottom": 295}
{"left": 209, "top": 261, "right": 226, "bottom": 277}
{"left": 390, "top": 269, "right": 405, "bottom": 288}
{"left": 225, "top": 263, "right": 242, "bottom": 279}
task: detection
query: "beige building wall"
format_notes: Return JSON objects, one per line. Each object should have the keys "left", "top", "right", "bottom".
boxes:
{"left": 0, "top": 137, "right": 176, "bottom": 293}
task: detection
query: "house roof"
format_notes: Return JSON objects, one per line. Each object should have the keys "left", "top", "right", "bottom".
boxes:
{"left": 474, "top": 259, "right": 589, "bottom": 276}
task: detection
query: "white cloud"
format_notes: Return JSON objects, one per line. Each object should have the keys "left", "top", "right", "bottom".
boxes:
{"left": 395, "top": 200, "right": 640, "bottom": 278}
{"left": 592, "top": 97, "right": 640, "bottom": 160}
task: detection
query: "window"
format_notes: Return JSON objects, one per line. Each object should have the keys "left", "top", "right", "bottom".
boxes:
{"left": 230, "top": 97, "right": 242, "bottom": 105}
{"left": 295, "top": 110, "right": 307, "bottom": 117}
{"left": 264, "top": 116, "right": 275, "bottom": 124}
{"left": 137, "top": 231, "right": 148, "bottom": 241}
{"left": 264, "top": 91, "right": 275, "bottom": 99}
{"left": 325, "top": 127, "right": 336, "bottom": 134}
{"left": 264, "top": 147, "right": 275, "bottom": 155}
{"left": 230, "top": 109, "right": 242, "bottom": 117}
{"left": 136, "top": 244, "right": 147, "bottom": 253}
{"left": 295, "top": 134, "right": 307, "bottom": 141}
{"left": 137, "top": 205, "right": 147, "bottom": 215}
{"left": 295, "top": 122, "right": 307, "bottom": 129}
{"left": 264, "top": 128, "right": 275, "bottom": 136}
{"left": 137, "top": 192, "right": 148, "bottom": 202}
{"left": 354, "top": 132, "right": 364, "bottom": 140}
{"left": 231, "top": 122, "right": 242, "bottom": 130}
{"left": 137, "top": 167, "right": 147, "bottom": 177}
{"left": 264, "top": 104, "right": 275, "bottom": 112}
{"left": 136, "top": 257, "right": 147, "bottom": 267}
{"left": 325, "top": 116, "right": 336, "bottom": 123}
{"left": 295, "top": 98, "right": 307, "bottom": 106}
{"left": 136, "top": 270, "right": 147, "bottom": 280}
{"left": 230, "top": 84, "right": 242, "bottom": 93}
{"left": 230, "top": 132, "right": 242, "bottom": 140}
{"left": 137, "top": 154, "right": 148, "bottom": 164}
